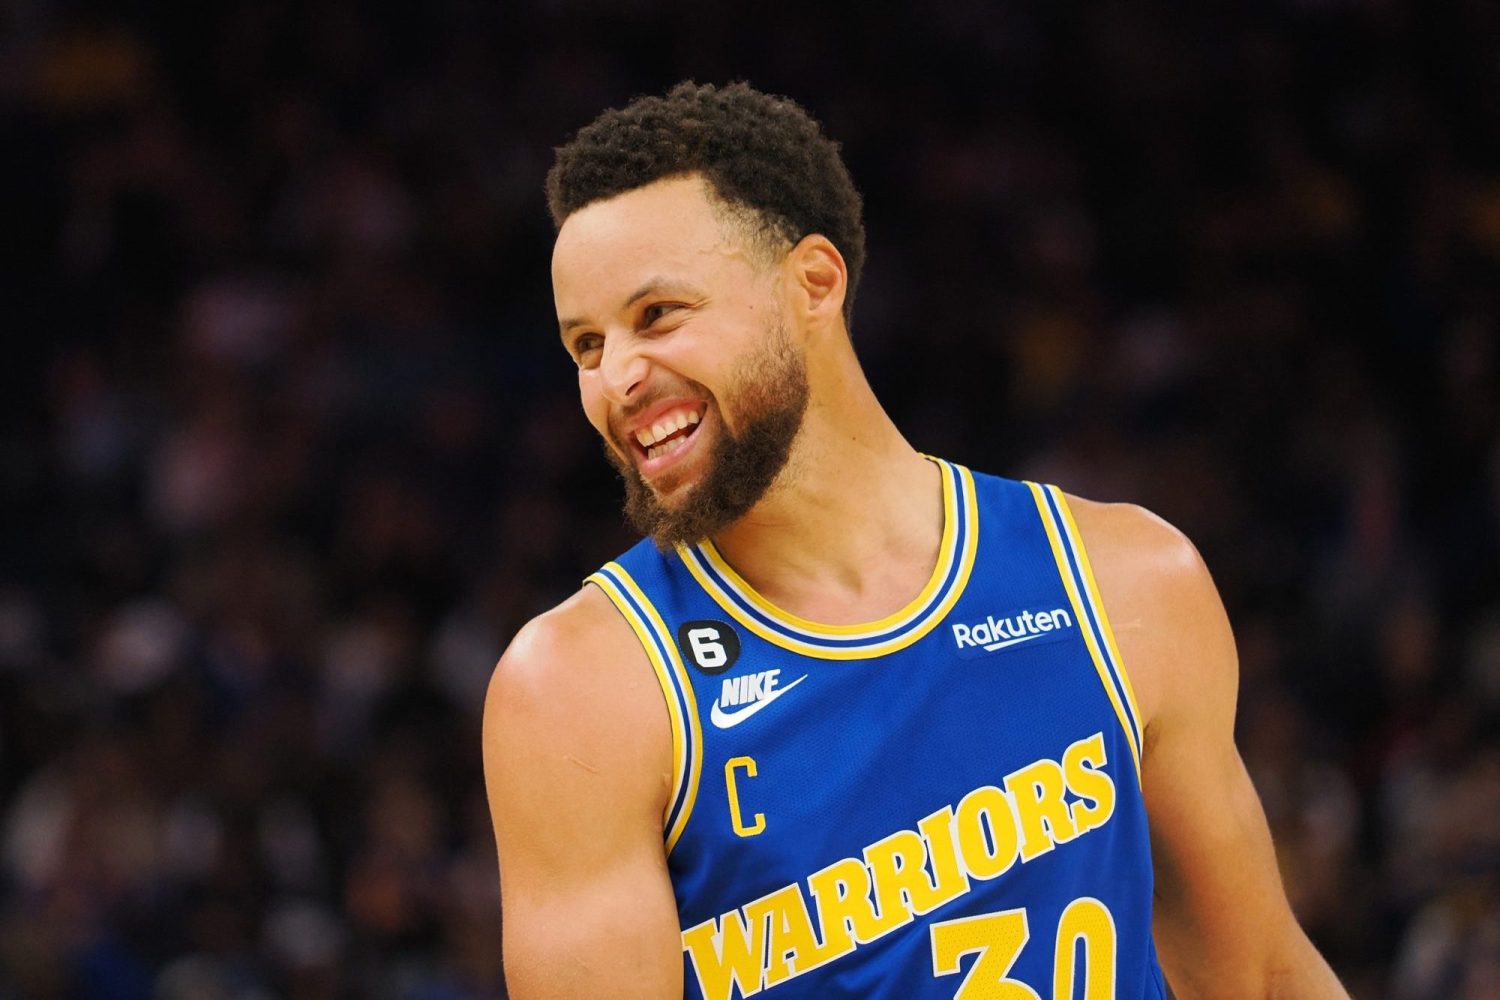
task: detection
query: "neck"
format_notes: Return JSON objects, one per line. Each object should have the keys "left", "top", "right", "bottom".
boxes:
{"left": 707, "top": 348, "right": 944, "bottom": 625}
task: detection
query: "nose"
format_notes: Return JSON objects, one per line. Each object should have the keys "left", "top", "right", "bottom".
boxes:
{"left": 598, "top": 333, "right": 648, "bottom": 406}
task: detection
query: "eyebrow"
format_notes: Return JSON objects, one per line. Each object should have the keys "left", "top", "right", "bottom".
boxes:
{"left": 558, "top": 278, "right": 703, "bottom": 336}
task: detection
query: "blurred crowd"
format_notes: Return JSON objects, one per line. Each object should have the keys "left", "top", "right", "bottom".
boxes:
{"left": 2, "top": 1, "right": 1498, "bottom": 997}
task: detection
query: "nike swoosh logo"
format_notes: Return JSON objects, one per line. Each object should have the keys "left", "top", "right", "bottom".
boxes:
{"left": 981, "top": 632, "right": 1047, "bottom": 653}
{"left": 709, "top": 674, "right": 808, "bottom": 729}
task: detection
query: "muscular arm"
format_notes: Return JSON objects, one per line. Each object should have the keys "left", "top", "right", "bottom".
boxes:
{"left": 482, "top": 587, "right": 683, "bottom": 999}
{"left": 1069, "top": 498, "right": 1348, "bottom": 1000}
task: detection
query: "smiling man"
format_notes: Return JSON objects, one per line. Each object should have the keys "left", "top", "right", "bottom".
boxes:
{"left": 483, "top": 82, "right": 1350, "bottom": 1000}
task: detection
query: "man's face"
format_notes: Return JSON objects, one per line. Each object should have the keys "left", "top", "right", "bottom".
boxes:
{"left": 551, "top": 176, "right": 809, "bottom": 547}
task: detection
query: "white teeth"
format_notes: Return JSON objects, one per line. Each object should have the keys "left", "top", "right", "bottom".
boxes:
{"left": 634, "top": 408, "right": 702, "bottom": 450}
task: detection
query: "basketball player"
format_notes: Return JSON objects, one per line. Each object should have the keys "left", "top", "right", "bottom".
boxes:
{"left": 483, "top": 82, "right": 1350, "bottom": 999}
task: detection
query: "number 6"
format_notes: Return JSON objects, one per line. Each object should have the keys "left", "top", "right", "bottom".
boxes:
{"left": 687, "top": 627, "right": 727, "bottom": 668}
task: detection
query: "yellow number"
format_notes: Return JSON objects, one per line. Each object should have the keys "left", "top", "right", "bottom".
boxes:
{"left": 724, "top": 756, "right": 764, "bottom": 837}
{"left": 1053, "top": 897, "right": 1115, "bottom": 1000}
{"left": 929, "top": 910, "right": 1041, "bottom": 1000}
{"left": 930, "top": 899, "right": 1117, "bottom": 1000}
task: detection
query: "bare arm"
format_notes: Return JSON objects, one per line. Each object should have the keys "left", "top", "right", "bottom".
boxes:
{"left": 482, "top": 586, "right": 683, "bottom": 999}
{"left": 1069, "top": 498, "right": 1348, "bottom": 1000}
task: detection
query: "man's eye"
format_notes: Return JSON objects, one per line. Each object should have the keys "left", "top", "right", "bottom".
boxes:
{"left": 573, "top": 335, "right": 603, "bottom": 366}
{"left": 642, "top": 303, "right": 680, "bottom": 325}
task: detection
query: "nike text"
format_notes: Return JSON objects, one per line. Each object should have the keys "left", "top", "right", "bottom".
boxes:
{"left": 711, "top": 669, "right": 807, "bottom": 729}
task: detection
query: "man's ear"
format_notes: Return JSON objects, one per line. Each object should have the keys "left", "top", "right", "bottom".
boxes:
{"left": 785, "top": 234, "right": 847, "bottom": 330}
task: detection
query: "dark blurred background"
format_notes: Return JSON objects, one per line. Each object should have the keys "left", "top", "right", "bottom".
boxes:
{"left": 2, "top": 1, "right": 1498, "bottom": 997}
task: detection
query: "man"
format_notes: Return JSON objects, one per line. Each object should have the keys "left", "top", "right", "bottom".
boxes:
{"left": 484, "top": 81, "right": 1349, "bottom": 999}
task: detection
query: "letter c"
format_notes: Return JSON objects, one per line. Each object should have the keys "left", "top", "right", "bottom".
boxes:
{"left": 726, "top": 756, "right": 765, "bottom": 837}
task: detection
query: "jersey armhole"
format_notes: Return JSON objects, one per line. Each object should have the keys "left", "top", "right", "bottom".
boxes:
{"left": 584, "top": 564, "right": 702, "bottom": 853}
{"left": 1024, "top": 483, "right": 1147, "bottom": 786}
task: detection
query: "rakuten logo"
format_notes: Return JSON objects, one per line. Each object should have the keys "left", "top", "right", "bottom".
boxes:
{"left": 951, "top": 607, "right": 1074, "bottom": 655}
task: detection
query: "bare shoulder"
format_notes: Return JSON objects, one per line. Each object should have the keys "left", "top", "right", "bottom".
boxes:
{"left": 487, "top": 583, "right": 649, "bottom": 716}
{"left": 1059, "top": 494, "right": 1235, "bottom": 736}
{"left": 1060, "top": 494, "right": 1205, "bottom": 590}
{"left": 483, "top": 585, "right": 673, "bottom": 865}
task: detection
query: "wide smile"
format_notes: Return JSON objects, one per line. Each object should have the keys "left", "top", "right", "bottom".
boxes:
{"left": 630, "top": 402, "right": 709, "bottom": 481}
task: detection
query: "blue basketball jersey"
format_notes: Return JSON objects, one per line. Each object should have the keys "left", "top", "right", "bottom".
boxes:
{"left": 586, "top": 461, "right": 1168, "bottom": 1000}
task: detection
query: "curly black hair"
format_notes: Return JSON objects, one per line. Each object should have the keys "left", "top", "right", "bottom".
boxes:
{"left": 546, "top": 81, "right": 866, "bottom": 324}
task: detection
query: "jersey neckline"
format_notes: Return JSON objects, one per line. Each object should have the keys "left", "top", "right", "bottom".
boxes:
{"left": 675, "top": 458, "right": 979, "bottom": 660}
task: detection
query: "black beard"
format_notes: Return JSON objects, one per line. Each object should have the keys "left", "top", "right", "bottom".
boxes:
{"left": 607, "top": 325, "right": 809, "bottom": 550}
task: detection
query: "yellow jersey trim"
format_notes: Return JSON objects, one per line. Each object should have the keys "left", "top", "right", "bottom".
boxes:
{"left": 1027, "top": 482, "right": 1143, "bottom": 783}
{"left": 677, "top": 463, "right": 979, "bottom": 660}
{"left": 691, "top": 459, "right": 959, "bottom": 638}
{"left": 1054, "top": 492, "right": 1147, "bottom": 761}
{"left": 584, "top": 565, "right": 703, "bottom": 853}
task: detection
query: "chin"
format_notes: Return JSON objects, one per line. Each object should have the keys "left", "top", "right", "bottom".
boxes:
{"left": 644, "top": 465, "right": 704, "bottom": 503}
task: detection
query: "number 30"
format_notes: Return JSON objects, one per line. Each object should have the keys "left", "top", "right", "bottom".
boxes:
{"left": 929, "top": 897, "right": 1116, "bottom": 1000}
